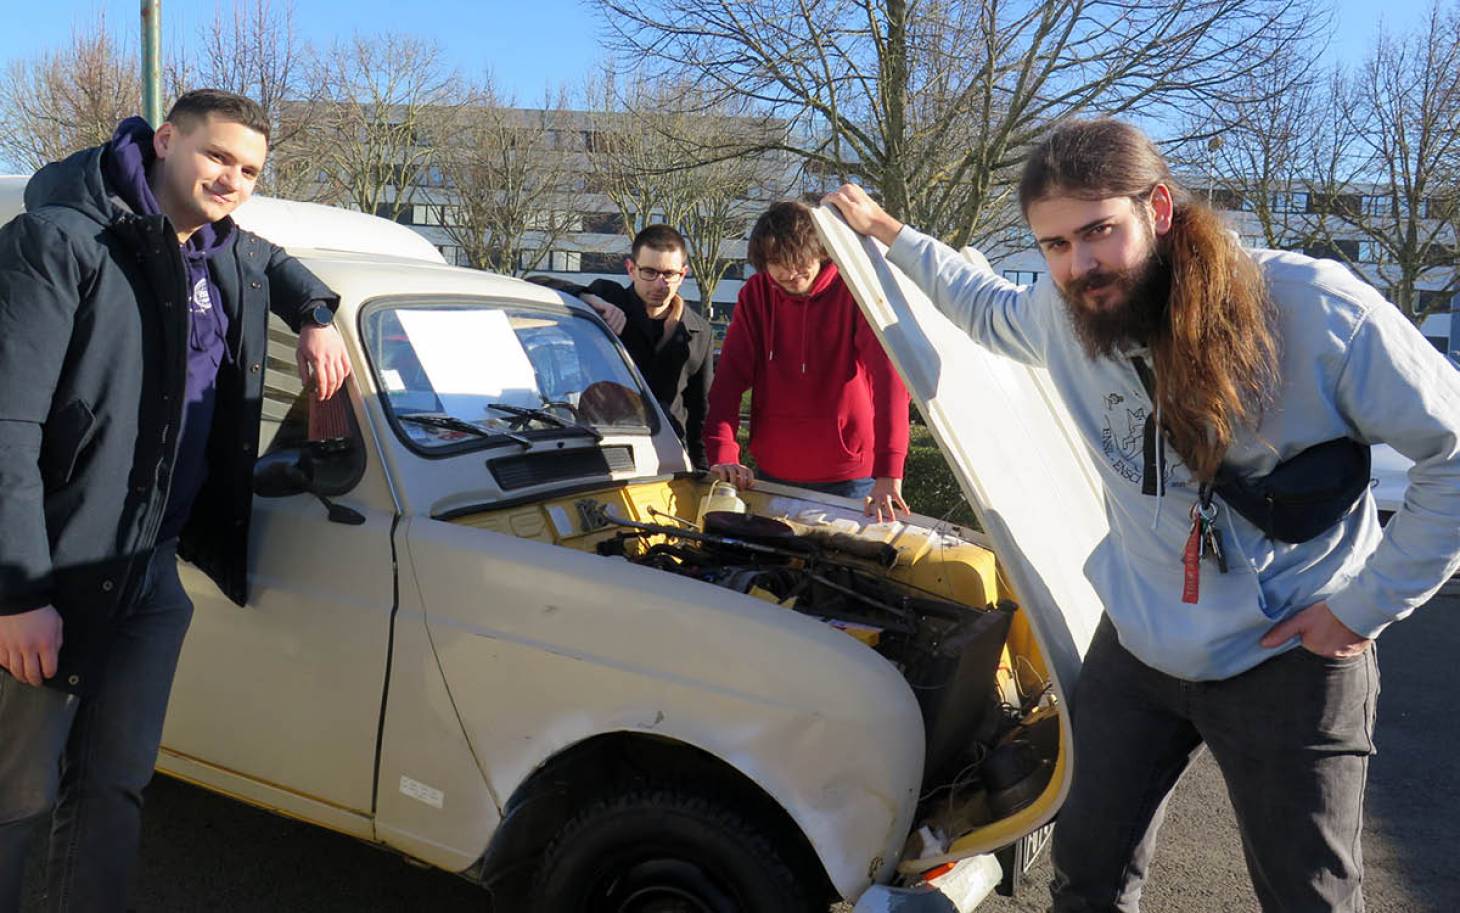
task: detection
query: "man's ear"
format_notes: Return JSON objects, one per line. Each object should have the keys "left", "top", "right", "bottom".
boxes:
{"left": 1150, "top": 184, "right": 1174, "bottom": 235}
{"left": 623, "top": 257, "right": 636, "bottom": 279}
{"left": 152, "top": 122, "right": 176, "bottom": 160}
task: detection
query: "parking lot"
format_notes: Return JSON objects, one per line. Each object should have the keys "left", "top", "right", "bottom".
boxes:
{"left": 19, "top": 583, "right": 1460, "bottom": 912}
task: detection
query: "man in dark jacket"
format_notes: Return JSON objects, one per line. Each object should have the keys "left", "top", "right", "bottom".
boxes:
{"left": 0, "top": 89, "right": 349, "bottom": 911}
{"left": 567, "top": 225, "right": 714, "bottom": 468}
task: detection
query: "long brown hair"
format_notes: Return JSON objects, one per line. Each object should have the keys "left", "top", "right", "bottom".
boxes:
{"left": 1019, "top": 119, "right": 1279, "bottom": 481}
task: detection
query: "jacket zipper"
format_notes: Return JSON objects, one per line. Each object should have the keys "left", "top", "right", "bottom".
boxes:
{"left": 138, "top": 222, "right": 193, "bottom": 549}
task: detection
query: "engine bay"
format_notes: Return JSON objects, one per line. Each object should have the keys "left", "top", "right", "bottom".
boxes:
{"left": 593, "top": 500, "right": 1060, "bottom": 865}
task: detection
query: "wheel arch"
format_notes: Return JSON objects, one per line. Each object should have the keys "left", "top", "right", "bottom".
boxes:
{"left": 471, "top": 731, "right": 839, "bottom": 906}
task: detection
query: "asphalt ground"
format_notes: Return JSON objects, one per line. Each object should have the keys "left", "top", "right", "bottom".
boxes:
{"left": 19, "top": 584, "right": 1460, "bottom": 912}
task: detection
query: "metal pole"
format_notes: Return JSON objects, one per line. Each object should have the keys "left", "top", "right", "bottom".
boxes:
{"left": 141, "top": 0, "right": 162, "bottom": 126}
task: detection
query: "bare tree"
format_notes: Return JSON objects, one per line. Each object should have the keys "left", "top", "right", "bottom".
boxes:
{"left": 1307, "top": 1, "right": 1460, "bottom": 325}
{"left": 1170, "top": 45, "right": 1334, "bottom": 251}
{"left": 193, "top": 0, "right": 320, "bottom": 198}
{"left": 433, "top": 83, "right": 587, "bottom": 275}
{"left": 0, "top": 13, "right": 139, "bottom": 171}
{"left": 588, "top": 78, "right": 791, "bottom": 314}
{"left": 594, "top": 0, "right": 1322, "bottom": 249}
{"left": 305, "top": 33, "right": 461, "bottom": 219}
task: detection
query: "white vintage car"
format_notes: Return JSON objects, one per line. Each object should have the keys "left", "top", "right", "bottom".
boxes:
{"left": 1, "top": 179, "right": 1110, "bottom": 912}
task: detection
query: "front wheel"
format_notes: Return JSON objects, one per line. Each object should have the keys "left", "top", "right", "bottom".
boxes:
{"left": 531, "top": 787, "right": 819, "bottom": 913}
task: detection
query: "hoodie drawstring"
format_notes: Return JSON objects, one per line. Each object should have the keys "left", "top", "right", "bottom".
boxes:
{"left": 800, "top": 302, "right": 808, "bottom": 374}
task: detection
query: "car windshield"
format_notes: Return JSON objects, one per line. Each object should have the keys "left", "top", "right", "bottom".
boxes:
{"left": 363, "top": 300, "right": 655, "bottom": 451}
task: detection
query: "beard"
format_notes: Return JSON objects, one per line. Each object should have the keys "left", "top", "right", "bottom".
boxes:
{"left": 1058, "top": 249, "right": 1171, "bottom": 359}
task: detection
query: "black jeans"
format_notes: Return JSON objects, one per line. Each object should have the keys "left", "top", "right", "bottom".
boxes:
{"left": 0, "top": 541, "right": 194, "bottom": 913}
{"left": 1050, "top": 615, "right": 1378, "bottom": 913}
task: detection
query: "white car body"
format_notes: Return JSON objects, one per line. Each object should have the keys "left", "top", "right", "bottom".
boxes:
{"left": 0, "top": 177, "right": 1115, "bottom": 910}
{"left": 1370, "top": 443, "right": 1413, "bottom": 518}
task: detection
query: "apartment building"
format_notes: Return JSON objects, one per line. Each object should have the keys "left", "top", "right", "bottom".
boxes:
{"left": 346, "top": 108, "right": 1452, "bottom": 350}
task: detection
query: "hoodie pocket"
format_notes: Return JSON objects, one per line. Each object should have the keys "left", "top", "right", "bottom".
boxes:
{"left": 751, "top": 415, "right": 862, "bottom": 481}
{"left": 41, "top": 399, "right": 97, "bottom": 489}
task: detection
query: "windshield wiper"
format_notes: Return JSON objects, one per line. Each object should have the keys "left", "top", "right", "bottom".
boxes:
{"left": 399, "top": 413, "right": 531, "bottom": 448}
{"left": 487, "top": 403, "right": 604, "bottom": 441}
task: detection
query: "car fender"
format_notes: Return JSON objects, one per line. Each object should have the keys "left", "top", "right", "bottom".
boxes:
{"left": 403, "top": 515, "right": 926, "bottom": 898}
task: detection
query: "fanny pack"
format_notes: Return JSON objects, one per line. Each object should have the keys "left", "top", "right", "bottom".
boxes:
{"left": 1213, "top": 437, "right": 1372, "bottom": 543}
{"left": 1132, "top": 357, "right": 1371, "bottom": 543}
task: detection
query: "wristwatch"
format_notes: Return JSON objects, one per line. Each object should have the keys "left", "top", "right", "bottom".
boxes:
{"left": 306, "top": 304, "right": 335, "bottom": 328}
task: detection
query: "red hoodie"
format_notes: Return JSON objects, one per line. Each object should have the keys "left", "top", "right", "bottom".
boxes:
{"left": 703, "top": 262, "right": 910, "bottom": 483}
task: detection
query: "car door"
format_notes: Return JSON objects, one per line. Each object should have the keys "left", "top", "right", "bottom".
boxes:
{"left": 159, "top": 314, "right": 399, "bottom": 828}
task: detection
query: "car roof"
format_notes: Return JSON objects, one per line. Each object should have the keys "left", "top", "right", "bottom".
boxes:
{"left": 0, "top": 174, "right": 580, "bottom": 318}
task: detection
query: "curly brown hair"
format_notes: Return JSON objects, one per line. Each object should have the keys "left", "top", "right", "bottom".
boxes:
{"left": 1020, "top": 118, "right": 1279, "bottom": 481}
{"left": 747, "top": 201, "right": 825, "bottom": 272}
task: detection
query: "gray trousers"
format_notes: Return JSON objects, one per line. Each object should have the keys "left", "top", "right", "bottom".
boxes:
{"left": 0, "top": 541, "right": 193, "bottom": 913}
{"left": 1050, "top": 615, "right": 1378, "bottom": 913}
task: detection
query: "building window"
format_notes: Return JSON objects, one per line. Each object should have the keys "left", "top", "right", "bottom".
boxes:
{"left": 1357, "top": 240, "right": 1384, "bottom": 263}
{"left": 1417, "top": 289, "right": 1455, "bottom": 313}
{"left": 528, "top": 250, "right": 583, "bottom": 272}
{"left": 1001, "top": 269, "right": 1042, "bottom": 287}
{"left": 1208, "top": 188, "right": 1245, "bottom": 211}
{"left": 374, "top": 203, "right": 411, "bottom": 225}
{"left": 1304, "top": 239, "right": 1359, "bottom": 262}
{"left": 1270, "top": 191, "right": 1309, "bottom": 214}
{"left": 1361, "top": 195, "right": 1390, "bottom": 218}
{"left": 412, "top": 204, "right": 445, "bottom": 227}
{"left": 582, "top": 211, "right": 625, "bottom": 234}
{"left": 581, "top": 252, "right": 625, "bottom": 273}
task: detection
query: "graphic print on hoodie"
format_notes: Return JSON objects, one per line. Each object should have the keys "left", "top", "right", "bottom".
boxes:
{"left": 103, "top": 116, "right": 234, "bottom": 540}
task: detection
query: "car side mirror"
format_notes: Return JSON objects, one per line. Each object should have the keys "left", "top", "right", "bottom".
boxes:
{"left": 253, "top": 445, "right": 366, "bottom": 525}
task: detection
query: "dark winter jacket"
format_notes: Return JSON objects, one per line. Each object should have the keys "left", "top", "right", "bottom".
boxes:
{"left": 0, "top": 142, "right": 336, "bottom": 693}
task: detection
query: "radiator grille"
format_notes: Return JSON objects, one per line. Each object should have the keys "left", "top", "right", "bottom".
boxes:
{"left": 489, "top": 446, "right": 635, "bottom": 490}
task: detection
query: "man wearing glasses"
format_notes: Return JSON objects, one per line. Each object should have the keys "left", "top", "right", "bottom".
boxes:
{"left": 567, "top": 225, "right": 713, "bottom": 468}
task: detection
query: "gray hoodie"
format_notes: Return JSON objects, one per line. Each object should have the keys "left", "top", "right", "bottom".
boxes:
{"left": 888, "top": 226, "right": 1460, "bottom": 680}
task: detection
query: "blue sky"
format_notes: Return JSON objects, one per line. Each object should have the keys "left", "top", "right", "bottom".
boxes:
{"left": 0, "top": 0, "right": 605, "bottom": 101}
{"left": 0, "top": 0, "right": 1435, "bottom": 103}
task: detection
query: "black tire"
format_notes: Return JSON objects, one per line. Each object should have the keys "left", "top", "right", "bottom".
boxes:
{"left": 531, "top": 787, "right": 818, "bottom": 913}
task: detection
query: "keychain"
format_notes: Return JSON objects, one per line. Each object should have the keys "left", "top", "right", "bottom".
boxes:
{"left": 1182, "top": 492, "right": 1229, "bottom": 604}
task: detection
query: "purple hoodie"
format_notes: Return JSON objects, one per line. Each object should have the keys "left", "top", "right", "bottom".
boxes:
{"left": 103, "top": 116, "right": 234, "bottom": 541}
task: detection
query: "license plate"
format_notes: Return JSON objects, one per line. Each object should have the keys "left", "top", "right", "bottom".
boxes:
{"left": 995, "top": 821, "right": 1055, "bottom": 895}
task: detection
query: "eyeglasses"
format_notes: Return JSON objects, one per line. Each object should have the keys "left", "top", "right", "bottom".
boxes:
{"left": 634, "top": 264, "right": 686, "bottom": 282}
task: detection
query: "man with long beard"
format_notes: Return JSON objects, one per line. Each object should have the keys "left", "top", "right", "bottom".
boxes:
{"left": 826, "top": 118, "right": 1460, "bottom": 912}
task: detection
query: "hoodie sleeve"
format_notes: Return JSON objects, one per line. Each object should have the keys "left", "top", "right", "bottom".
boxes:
{"left": 0, "top": 217, "right": 85, "bottom": 614}
{"left": 1324, "top": 297, "right": 1460, "bottom": 638}
{"left": 853, "top": 309, "right": 911, "bottom": 479}
{"left": 702, "top": 284, "right": 759, "bottom": 467}
{"left": 263, "top": 238, "right": 339, "bottom": 332}
{"left": 885, "top": 225, "right": 1049, "bottom": 365}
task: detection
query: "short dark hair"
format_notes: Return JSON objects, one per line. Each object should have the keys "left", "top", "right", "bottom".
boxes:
{"left": 630, "top": 224, "right": 687, "bottom": 261}
{"left": 747, "top": 201, "right": 823, "bottom": 273}
{"left": 165, "top": 89, "right": 271, "bottom": 143}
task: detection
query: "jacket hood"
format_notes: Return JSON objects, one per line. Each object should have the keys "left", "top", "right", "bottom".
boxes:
{"left": 23, "top": 117, "right": 231, "bottom": 256}
{"left": 22, "top": 145, "right": 118, "bottom": 226}
{"left": 103, "top": 116, "right": 163, "bottom": 219}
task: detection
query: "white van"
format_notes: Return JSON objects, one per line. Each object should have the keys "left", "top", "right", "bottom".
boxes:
{"left": 0, "top": 179, "right": 1109, "bottom": 912}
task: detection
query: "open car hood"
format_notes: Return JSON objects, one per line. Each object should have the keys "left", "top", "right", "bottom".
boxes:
{"left": 812, "top": 206, "right": 1110, "bottom": 701}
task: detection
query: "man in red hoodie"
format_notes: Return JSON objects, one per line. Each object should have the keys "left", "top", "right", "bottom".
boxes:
{"left": 704, "top": 201, "right": 911, "bottom": 520}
